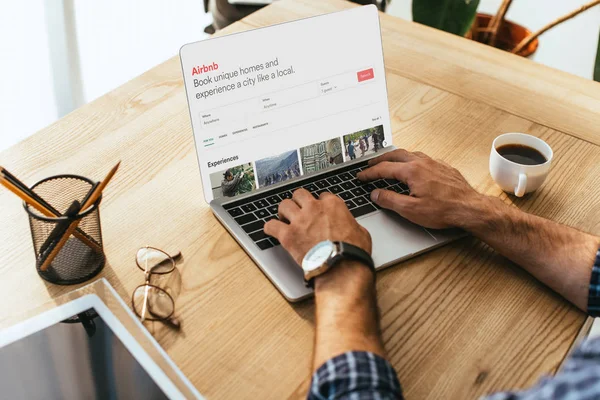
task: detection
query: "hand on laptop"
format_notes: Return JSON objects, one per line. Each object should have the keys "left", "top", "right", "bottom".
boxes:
{"left": 264, "top": 188, "right": 372, "bottom": 265}
{"left": 357, "top": 149, "right": 482, "bottom": 229}
{"left": 358, "top": 148, "right": 600, "bottom": 313}
{"left": 264, "top": 190, "right": 384, "bottom": 375}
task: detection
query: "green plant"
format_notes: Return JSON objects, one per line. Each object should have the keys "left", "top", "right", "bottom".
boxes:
{"left": 412, "top": 0, "right": 480, "bottom": 37}
{"left": 412, "top": 0, "right": 600, "bottom": 82}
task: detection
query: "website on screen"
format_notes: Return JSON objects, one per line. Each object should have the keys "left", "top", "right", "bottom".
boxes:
{"left": 181, "top": 6, "right": 391, "bottom": 201}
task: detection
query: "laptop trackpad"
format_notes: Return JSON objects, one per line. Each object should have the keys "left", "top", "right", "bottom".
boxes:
{"left": 357, "top": 210, "right": 437, "bottom": 268}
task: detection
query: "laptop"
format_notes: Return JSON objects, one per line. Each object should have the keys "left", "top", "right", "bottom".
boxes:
{"left": 180, "top": 5, "right": 462, "bottom": 301}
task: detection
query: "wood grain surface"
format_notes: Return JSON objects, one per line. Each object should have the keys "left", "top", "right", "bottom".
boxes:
{"left": 1, "top": 1, "right": 599, "bottom": 399}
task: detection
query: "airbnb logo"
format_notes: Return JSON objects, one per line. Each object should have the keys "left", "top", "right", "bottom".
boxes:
{"left": 192, "top": 62, "right": 219, "bottom": 76}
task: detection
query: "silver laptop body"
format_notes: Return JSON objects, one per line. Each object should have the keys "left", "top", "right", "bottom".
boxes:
{"left": 211, "top": 150, "right": 462, "bottom": 302}
{"left": 181, "top": 6, "right": 463, "bottom": 301}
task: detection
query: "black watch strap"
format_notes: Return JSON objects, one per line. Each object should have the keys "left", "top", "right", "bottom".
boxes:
{"left": 336, "top": 242, "right": 375, "bottom": 273}
{"left": 306, "top": 241, "right": 375, "bottom": 288}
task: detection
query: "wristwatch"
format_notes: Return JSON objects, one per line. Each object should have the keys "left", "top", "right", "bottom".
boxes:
{"left": 301, "top": 240, "right": 375, "bottom": 288}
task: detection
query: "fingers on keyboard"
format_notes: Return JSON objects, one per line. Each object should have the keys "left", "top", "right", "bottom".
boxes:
{"left": 225, "top": 160, "right": 408, "bottom": 250}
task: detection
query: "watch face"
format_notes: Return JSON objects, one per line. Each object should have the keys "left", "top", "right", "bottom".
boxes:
{"left": 302, "top": 241, "right": 335, "bottom": 272}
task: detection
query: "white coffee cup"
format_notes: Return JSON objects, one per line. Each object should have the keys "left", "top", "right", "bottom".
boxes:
{"left": 489, "top": 133, "right": 553, "bottom": 197}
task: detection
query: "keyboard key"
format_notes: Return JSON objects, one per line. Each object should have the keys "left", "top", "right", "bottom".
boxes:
{"left": 385, "top": 179, "right": 398, "bottom": 186}
{"left": 264, "top": 215, "right": 278, "bottom": 222}
{"left": 234, "top": 214, "right": 257, "bottom": 225}
{"left": 329, "top": 185, "right": 343, "bottom": 194}
{"left": 253, "top": 199, "right": 269, "bottom": 209}
{"left": 340, "top": 181, "right": 355, "bottom": 191}
{"left": 327, "top": 176, "right": 342, "bottom": 185}
{"left": 344, "top": 200, "right": 357, "bottom": 209}
{"left": 270, "top": 237, "right": 280, "bottom": 246}
{"left": 315, "top": 180, "right": 329, "bottom": 189}
{"left": 250, "top": 230, "right": 268, "bottom": 242}
{"left": 228, "top": 207, "right": 243, "bottom": 218}
{"left": 255, "top": 209, "right": 269, "bottom": 219}
{"left": 242, "top": 220, "right": 264, "bottom": 233}
{"left": 354, "top": 196, "right": 368, "bottom": 206}
{"left": 310, "top": 191, "right": 319, "bottom": 199}
{"left": 303, "top": 183, "right": 318, "bottom": 192}
{"left": 351, "top": 187, "right": 367, "bottom": 197}
{"left": 391, "top": 185, "right": 409, "bottom": 195}
{"left": 349, "top": 169, "right": 361, "bottom": 177}
{"left": 338, "top": 172, "right": 353, "bottom": 181}
{"left": 363, "top": 183, "right": 376, "bottom": 192}
{"left": 279, "top": 191, "right": 293, "bottom": 200}
{"left": 399, "top": 182, "right": 409, "bottom": 191}
{"left": 223, "top": 202, "right": 237, "bottom": 210}
{"left": 256, "top": 239, "right": 273, "bottom": 250}
{"left": 352, "top": 178, "right": 364, "bottom": 187}
{"left": 350, "top": 204, "right": 377, "bottom": 218}
{"left": 339, "top": 191, "right": 354, "bottom": 200}
{"left": 241, "top": 203, "right": 257, "bottom": 213}
{"left": 373, "top": 180, "right": 388, "bottom": 189}
{"left": 279, "top": 183, "right": 296, "bottom": 192}
{"left": 266, "top": 195, "right": 282, "bottom": 205}
{"left": 267, "top": 205, "right": 279, "bottom": 214}
{"left": 315, "top": 189, "right": 329, "bottom": 197}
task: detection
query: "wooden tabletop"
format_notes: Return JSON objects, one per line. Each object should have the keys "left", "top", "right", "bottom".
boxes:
{"left": 1, "top": 0, "right": 600, "bottom": 398}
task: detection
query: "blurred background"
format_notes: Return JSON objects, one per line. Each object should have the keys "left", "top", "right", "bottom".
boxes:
{"left": 1, "top": 0, "right": 598, "bottom": 152}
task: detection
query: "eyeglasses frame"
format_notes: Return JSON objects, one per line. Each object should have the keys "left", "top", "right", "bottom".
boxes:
{"left": 131, "top": 245, "right": 182, "bottom": 326}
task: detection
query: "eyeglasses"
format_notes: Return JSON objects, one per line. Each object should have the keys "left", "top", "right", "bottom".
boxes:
{"left": 131, "top": 246, "right": 181, "bottom": 329}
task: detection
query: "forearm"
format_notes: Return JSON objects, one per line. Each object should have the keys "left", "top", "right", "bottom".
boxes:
{"left": 461, "top": 195, "right": 600, "bottom": 312}
{"left": 313, "top": 260, "right": 385, "bottom": 371}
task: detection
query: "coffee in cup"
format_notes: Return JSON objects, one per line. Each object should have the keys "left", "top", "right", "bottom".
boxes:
{"left": 489, "top": 133, "right": 553, "bottom": 197}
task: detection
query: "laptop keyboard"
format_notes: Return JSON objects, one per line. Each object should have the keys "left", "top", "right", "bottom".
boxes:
{"left": 222, "top": 160, "right": 410, "bottom": 250}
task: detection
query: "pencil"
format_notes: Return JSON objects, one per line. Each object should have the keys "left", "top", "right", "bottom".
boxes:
{"left": 39, "top": 161, "right": 121, "bottom": 271}
{"left": 80, "top": 161, "right": 120, "bottom": 211}
{"left": 0, "top": 171, "right": 102, "bottom": 253}
{"left": 0, "top": 166, "right": 58, "bottom": 214}
{"left": 39, "top": 200, "right": 81, "bottom": 256}
{"left": 0, "top": 175, "right": 54, "bottom": 217}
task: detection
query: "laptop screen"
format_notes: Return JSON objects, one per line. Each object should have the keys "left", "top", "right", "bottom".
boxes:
{"left": 180, "top": 5, "right": 391, "bottom": 202}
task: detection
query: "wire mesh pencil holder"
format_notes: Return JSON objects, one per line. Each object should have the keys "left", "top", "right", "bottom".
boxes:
{"left": 24, "top": 175, "right": 105, "bottom": 285}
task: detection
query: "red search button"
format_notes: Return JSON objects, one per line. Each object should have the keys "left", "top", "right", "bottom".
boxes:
{"left": 357, "top": 68, "right": 374, "bottom": 82}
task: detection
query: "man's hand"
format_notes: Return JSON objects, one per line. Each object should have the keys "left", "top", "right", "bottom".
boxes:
{"left": 359, "top": 148, "right": 599, "bottom": 313}
{"left": 264, "top": 188, "right": 372, "bottom": 265}
{"left": 358, "top": 149, "right": 483, "bottom": 229}
{"left": 265, "top": 188, "right": 384, "bottom": 370}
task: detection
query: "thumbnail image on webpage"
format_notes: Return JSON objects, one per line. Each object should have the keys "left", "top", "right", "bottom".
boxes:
{"left": 300, "top": 138, "right": 344, "bottom": 175}
{"left": 256, "top": 150, "right": 301, "bottom": 188}
{"left": 343, "top": 125, "right": 385, "bottom": 160}
{"left": 210, "top": 123, "right": 385, "bottom": 200}
{"left": 210, "top": 162, "right": 256, "bottom": 200}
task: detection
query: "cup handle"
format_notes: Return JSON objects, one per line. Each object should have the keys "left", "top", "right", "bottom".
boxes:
{"left": 515, "top": 173, "right": 527, "bottom": 197}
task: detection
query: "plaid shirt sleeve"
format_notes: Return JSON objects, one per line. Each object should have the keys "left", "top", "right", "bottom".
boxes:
{"left": 483, "top": 336, "right": 600, "bottom": 400}
{"left": 308, "top": 351, "right": 403, "bottom": 400}
{"left": 483, "top": 248, "right": 600, "bottom": 400}
{"left": 308, "top": 250, "right": 600, "bottom": 400}
{"left": 587, "top": 249, "right": 600, "bottom": 317}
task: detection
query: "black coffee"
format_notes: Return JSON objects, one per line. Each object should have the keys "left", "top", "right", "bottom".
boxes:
{"left": 497, "top": 144, "right": 547, "bottom": 165}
